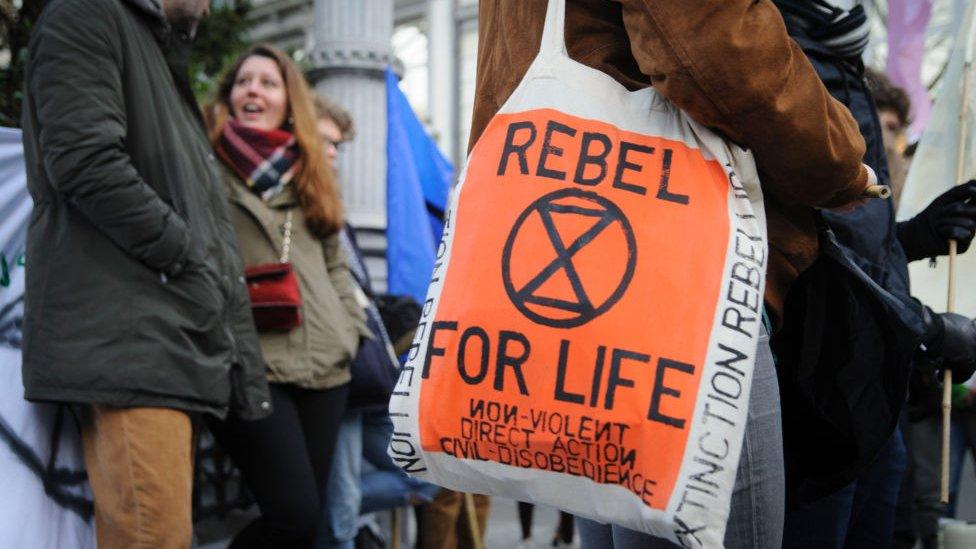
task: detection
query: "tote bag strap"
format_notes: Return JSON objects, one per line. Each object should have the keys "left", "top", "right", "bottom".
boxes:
{"left": 539, "top": 0, "right": 568, "bottom": 57}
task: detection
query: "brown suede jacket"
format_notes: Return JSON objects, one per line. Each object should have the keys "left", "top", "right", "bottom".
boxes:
{"left": 469, "top": 0, "right": 870, "bottom": 327}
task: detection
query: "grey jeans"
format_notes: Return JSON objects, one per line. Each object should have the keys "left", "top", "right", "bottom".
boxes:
{"left": 577, "top": 330, "right": 784, "bottom": 548}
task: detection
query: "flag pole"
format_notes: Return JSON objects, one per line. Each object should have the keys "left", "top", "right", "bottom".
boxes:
{"left": 463, "top": 493, "right": 483, "bottom": 549}
{"left": 942, "top": 245, "right": 956, "bottom": 505}
{"left": 941, "top": 40, "right": 973, "bottom": 505}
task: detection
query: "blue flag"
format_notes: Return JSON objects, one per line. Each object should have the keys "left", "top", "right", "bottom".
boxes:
{"left": 385, "top": 67, "right": 453, "bottom": 303}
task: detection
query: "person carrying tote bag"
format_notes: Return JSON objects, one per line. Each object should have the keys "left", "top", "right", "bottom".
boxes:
{"left": 389, "top": 1, "right": 876, "bottom": 547}
{"left": 390, "top": 0, "right": 769, "bottom": 537}
{"left": 203, "top": 43, "right": 371, "bottom": 549}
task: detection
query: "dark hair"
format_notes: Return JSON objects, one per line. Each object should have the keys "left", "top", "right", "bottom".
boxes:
{"left": 206, "top": 44, "right": 343, "bottom": 236}
{"left": 865, "top": 68, "right": 912, "bottom": 128}
{"left": 313, "top": 93, "right": 355, "bottom": 141}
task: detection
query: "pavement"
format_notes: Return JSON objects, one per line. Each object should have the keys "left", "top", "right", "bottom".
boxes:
{"left": 196, "top": 459, "right": 976, "bottom": 548}
{"left": 485, "top": 498, "right": 569, "bottom": 548}
{"left": 196, "top": 496, "right": 567, "bottom": 548}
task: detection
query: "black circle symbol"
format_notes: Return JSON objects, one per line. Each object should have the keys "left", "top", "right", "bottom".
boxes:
{"left": 502, "top": 188, "right": 637, "bottom": 328}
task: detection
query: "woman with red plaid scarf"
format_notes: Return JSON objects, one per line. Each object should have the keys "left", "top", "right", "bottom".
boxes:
{"left": 203, "top": 43, "right": 373, "bottom": 549}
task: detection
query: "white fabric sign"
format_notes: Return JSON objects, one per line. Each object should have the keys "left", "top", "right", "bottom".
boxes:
{"left": 0, "top": 127, "right": 94, "bottom": 548}
{"left": 897, "top": 1, "right": 976, "bottom": 317}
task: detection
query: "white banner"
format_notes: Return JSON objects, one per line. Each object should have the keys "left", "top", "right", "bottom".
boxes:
{"left": 897, "top": 1, "right": 976, "bottom": 317}
{"left": 0, "top": 127, "right": 94, "bottom": 548}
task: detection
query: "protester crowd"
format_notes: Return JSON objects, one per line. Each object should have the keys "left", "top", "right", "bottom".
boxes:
{"left": 14, "top": 0, "right": 976, "bottom": 548}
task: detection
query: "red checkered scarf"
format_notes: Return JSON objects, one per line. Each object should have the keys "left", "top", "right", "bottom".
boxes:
{"left": 216, "top": 119, "right": 299, "bottom": 201}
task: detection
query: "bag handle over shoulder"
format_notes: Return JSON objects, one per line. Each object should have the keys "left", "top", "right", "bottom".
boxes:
{"left": 539, "top": 0, "right": 568, "bottom": 57}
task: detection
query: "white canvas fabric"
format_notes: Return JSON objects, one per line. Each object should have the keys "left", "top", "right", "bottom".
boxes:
{"left": 0, "top": 127, "right": 28, "bottom": 346}
{"left": 0, "top": 127, "right": 94, "bottom": 548}
{"left": 897, "top": 0, "right": 976, "bottom": 318}
{"left": 389, "top": 2, "right": 767, "bottom": 546}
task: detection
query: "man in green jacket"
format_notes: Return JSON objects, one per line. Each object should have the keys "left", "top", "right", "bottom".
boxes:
{"left": 21, "top": 0, "right": 272, "bottom": 546}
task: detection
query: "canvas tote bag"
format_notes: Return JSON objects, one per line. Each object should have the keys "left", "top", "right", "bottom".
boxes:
{"left": 389, "top": 1, "right": 767, "bottom": 545}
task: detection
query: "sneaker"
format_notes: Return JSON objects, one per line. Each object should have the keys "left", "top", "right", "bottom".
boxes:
{"left": 517, "top": 539, "right": 536, "bottom": 549}
{"left": 551, "top": 538, "right": 577, "bottom": 548}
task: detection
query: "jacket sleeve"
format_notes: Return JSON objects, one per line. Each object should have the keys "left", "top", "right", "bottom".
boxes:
{"left": 323, "top": 232, "right": 372, "bottom": 339}
{"left": 26, "top": 1, "right": 192, "bottom": 276}
{"left": 614, "top": 0, "right": 868, "bottom": 208}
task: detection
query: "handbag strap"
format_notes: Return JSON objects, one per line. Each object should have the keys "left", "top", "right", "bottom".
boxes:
{"left": 280, "top": 210, "right": 293, "bottom": 263}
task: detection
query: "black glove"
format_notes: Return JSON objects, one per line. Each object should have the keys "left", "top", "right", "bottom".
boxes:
{"left": 897, "top": 180, "right": 976, "bottom": 262}
{"left": 921, "top": 306, "right": 976, "bottom": 383}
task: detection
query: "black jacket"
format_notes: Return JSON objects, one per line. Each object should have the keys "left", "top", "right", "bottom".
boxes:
{"left": 772, "top": 21, "right": 925, "bottom": 504}
{"left": 20, "top": 0, "right": 271, "bottom": 419}
{"left": 800, "top": 43, "right": 912, "bottom": 300}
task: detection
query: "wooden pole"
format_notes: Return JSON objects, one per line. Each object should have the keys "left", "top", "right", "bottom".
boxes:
{"left": 862, "top": 184, "right": 892, "bottom": 199}
{"left": 391, "top": 508, "right": 402, "bottom": 549}
{"left": 941, "top": 40, "right": 973, "bottom": 504}
{"left": 942, "top": 241, "right": 957, "bottom": 504}
{"left": 463, "top": 493, "right": 483, "bottom": 549}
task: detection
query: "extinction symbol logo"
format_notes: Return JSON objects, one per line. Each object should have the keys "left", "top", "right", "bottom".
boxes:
{"left": 502, "top": 188, "right": 636, "bottom": 328}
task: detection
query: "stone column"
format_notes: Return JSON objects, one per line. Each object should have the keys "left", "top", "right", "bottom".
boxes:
{"left": 427, "top": 0, "right": 458, "bottom": 163}
{"left": 309, "top": 0, "right": 393, "bottom": 290}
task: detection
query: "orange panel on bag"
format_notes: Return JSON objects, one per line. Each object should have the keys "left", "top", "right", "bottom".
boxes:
{"left": 417, "top": 109, "right": 731, "bottom": 510}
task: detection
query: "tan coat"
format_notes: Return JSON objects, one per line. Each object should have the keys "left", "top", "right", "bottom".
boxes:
{"left": 221, "top": 168, "right": 370, "bottom": 389}
{"left": 470, "top": 0, "right": 871, "bottom": 326}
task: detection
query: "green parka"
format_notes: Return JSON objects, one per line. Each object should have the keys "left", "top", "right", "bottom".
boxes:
{"left": 20, "top": 0, "right": 271, "bottom": 419}
{"left": 220, "top": 165, "right": 370, "bottom": 390}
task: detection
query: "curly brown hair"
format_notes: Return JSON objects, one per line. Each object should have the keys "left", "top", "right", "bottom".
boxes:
{"left": 206, "top": 44, "right": 343, "bottom": 237}
{"left": 313, "top": 93, "right": 355, "bottom": 141}
{"left": 865, "top": 68, "right": 912, "bottom": 128}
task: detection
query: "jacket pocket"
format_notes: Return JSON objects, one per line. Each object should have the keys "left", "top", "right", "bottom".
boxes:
{"left": 166, "top": 256, "right": 224, "bottom": 330}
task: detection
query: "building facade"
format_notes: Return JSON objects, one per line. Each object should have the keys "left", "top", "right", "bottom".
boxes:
{"left": 249, "top": 0, "right": 478, "bottom": 165}
{"left": 248, "top": 0, "right": 477, "bottom": 291}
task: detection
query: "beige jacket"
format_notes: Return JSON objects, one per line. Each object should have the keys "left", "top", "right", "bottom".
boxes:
{"left": 221, "top": 167, "right": 370, "bottom": 389}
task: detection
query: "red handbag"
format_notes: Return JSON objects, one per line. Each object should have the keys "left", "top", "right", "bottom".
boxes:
{"left": 244, "top": 210, "right": 303, "bottom": 331}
